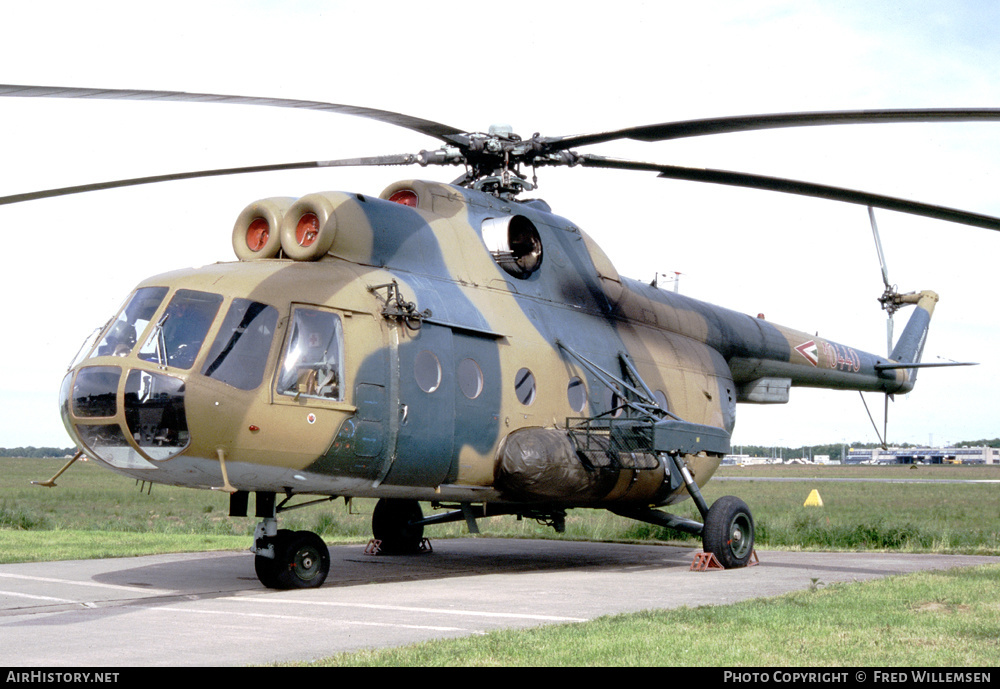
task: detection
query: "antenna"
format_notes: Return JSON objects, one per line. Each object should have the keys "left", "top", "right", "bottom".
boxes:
{"left": 651, "top": 271, "right": 682, "bottom": 292}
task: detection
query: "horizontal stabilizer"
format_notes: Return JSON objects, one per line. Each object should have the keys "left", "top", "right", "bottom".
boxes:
{"left": 875, "top": 361, "right": 976, "bottom": 371}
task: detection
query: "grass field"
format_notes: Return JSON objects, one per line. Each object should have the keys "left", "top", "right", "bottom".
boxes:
{"left": 2, "top": 457, "right": 998, "bottom": 666}
{"left": 291, "top": 564, "right": 1000, "bottom": 667}
{"left": 2, "top": 458, "right": 998, "bottom": 561}
{"left": 2, "top": 456, "right": 996, "bottom": 559}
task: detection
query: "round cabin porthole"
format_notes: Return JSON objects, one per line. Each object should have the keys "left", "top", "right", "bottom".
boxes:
{"left": 458, "top": 358, "right": 484, "bottom": 399}
{"left": 567, "top": 376, "right": 587, "bottom": 413}
{"left": 414, "top": 350, "right": 442, "bottom": 393}
{"left": 514, "top": 368, "right": 536, "bottom": 406}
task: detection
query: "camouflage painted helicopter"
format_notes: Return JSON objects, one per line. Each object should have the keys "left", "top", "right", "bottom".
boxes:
{"left": 3, "top": 85, "right": 998, "bottom": 589}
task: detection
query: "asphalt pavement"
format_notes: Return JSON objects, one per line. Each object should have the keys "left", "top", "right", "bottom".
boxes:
{"left": 1, "top": 538, "right": 997, "bottom": 666}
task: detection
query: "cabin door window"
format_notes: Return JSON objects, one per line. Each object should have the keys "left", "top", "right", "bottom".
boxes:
{"left": 276, "top": 307, "right": 345, "bottom": 401}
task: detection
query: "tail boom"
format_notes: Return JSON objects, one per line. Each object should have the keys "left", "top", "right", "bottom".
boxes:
{"left": 729, "top": 290, "right": 939, "bottom": 400}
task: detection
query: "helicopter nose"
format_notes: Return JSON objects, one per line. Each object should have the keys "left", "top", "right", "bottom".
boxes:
{"left": 60, "top": 365, "right": 191, "bottom": 467}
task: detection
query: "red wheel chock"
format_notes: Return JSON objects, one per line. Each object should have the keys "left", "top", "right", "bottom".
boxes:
{"left": 690, "top": 549, "right": 759, "bottom": 571}
{"left": 690, "top": 551, "right": 724, "bottom": 571}
{"left": 363, "top": 538, "right": 433, "bottom": 555}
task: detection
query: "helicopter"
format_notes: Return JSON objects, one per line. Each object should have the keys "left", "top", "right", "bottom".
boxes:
{"left": 3, "top": 85, "right": 998, "bottom": 589}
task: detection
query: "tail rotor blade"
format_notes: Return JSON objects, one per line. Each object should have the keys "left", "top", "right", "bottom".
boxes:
{"left": 868, "top": 206, "right": 891, "bottom": 290}
{"left": 869, "top": 206, "right": 896, "bottom": 356}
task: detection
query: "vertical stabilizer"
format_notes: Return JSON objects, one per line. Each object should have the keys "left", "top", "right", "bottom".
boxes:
{"left": 888, "top": 291, "right": 939, "bottom": 380}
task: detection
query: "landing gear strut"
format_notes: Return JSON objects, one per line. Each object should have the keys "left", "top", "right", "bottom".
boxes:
{"left": 666, "top": 453, "right": 756, "bottom": 568}
{"left": 613, "top": 454, "right": 756, "bottom": 569}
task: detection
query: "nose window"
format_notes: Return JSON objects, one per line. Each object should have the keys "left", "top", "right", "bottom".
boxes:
{"left": 72, "top": 366, "right": 122, "bottom": 417}
{"left": 138, "top": 289, "right": 223, "bottom": 369}
{"left": 124, "top": 370, "right": 189, "bottom": 459}
{"left": 277, "top": 307, "right": 344, "bottom": 401}
{"left": 60, "top": 366, "right": 189, "bottom": 466}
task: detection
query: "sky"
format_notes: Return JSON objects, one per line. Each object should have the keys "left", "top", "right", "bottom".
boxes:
{"left": 0, "top": 0, "right": 998, "bottom": 450}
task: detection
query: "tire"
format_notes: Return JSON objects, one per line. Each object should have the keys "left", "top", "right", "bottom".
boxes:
{"left": 371, "top": 499, "right": 424, "bottom": 554}
{"left": 274, "top": 531, "right": 330, "bottom": 589}
{"left": 702, "top": 496, "right": 755, "bottom": 568}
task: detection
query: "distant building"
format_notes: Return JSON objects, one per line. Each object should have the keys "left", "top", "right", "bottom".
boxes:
{"left": 722, "top": 454, "right": 776, "bottom": 465}
{"left": 846, "top": 446, "right": 998, "bottom": 465}
{"left": 723, "top": 453, "right": 834, "bottom": 465}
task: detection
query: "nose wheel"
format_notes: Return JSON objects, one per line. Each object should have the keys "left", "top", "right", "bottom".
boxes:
{"left": 254, "top": 528, "right": 330, "bottom": 589}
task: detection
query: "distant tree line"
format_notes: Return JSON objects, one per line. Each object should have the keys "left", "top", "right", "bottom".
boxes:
{"left": 0, "top": 447, "right": 76, "bottom": 458}
{"left": 955, "top": 438, "right": 1000, "bottom": 448}
{"left": 732, "top": 438, "right": 1000, "bottom": 462}
{"left": 2, "top": 438, "right": 998, "bottom": 461}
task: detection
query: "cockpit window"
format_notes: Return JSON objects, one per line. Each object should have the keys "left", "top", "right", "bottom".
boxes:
{"left": 92, "top": 286, "right": 169, "bottom": 359}
{"left": 138, "top": 289, "right": 224, "bottom": 369}
{"left": 277, "top": 307, "right": 344, "bottom": 401}
{"left": 202, "top": 299, "right": 278, "bottom": 390}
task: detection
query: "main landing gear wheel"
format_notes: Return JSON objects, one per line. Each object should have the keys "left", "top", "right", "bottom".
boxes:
{"left": 372, "top": 498, "right": 425, "bottom": 554}
{"left": 702, "top": 496, "right": 755, "bottom": 569}
{"left": 254, "top": 529, "right": 330, "bottom": 589}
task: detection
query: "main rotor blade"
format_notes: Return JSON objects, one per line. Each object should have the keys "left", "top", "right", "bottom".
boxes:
{"left": 0, "top": 84, "right": 467, "bottom": 142}
{"left": 0, "top": 154, "right": 420, "bottom": 205}
{"left": 578, "top": 155, "right": 1000, "bottom": 232}
{"left": 546, "top": 109, "right": 1000, "bottom": 150}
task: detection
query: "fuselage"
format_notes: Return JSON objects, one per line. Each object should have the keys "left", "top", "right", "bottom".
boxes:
{"left": 59, "top": 179, "right": 924, "bottom": 507}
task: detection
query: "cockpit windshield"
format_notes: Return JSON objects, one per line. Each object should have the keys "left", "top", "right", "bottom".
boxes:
{"left": 202, "top": 299, "right": 279, "bottom": 390}
{"left": 137, "top": 289, "right": 223, "bottom": 369}
{"left": 92, "top": 286, "right": 169, "bottom": 359}
{"left": 63, "top": 286, "right": 284, "bottom": 468}
{"left": 83, "top": 286, "right": 279, "bottom": 390}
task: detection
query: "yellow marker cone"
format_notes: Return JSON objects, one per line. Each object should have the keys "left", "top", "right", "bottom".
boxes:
{"left": 804, "top": 489, "right": 824, "bottom": 507}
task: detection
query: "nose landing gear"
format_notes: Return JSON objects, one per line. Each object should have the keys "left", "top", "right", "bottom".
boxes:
{"left": 254, "top": 527, "right": 331, "bottom": 589}
{"left": 245, "top": 491, "right": 332, "bottom": 589}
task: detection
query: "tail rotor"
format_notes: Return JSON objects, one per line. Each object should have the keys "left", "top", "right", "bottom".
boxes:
{"left": 867, "top": 206, "right": 898, "bottom": 448}
{"left": 869, "top": 206, "right": 901, "bottom": 358}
